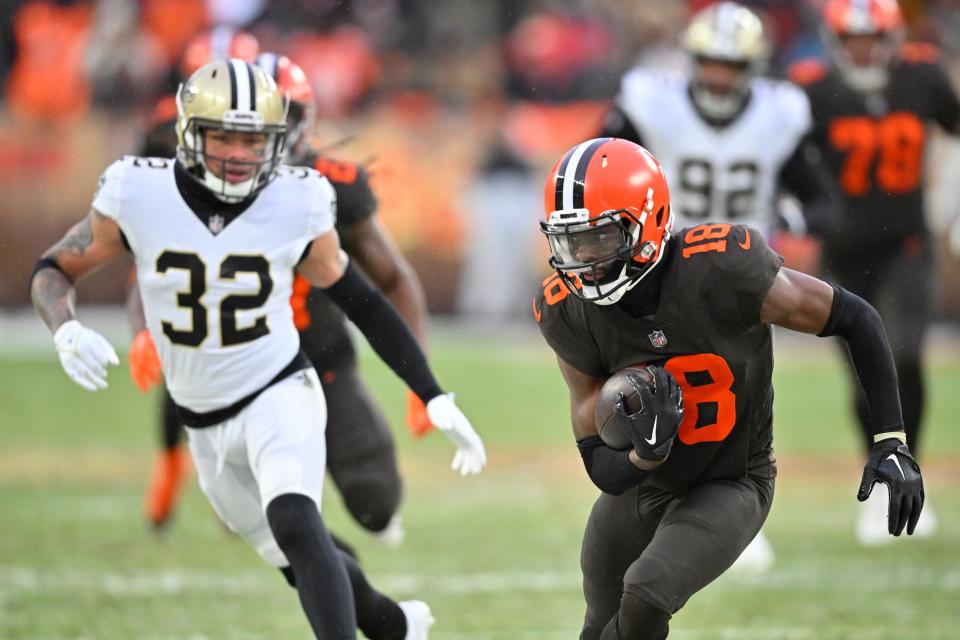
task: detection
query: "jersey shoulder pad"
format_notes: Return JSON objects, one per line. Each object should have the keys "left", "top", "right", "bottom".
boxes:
{"left": 787, "top": 57, "right": 828, "bottom": 86}
{"left": 676, "top": 223, "right": 776, "bottom": 275}
{"left": 312, "top": 155, "right": 377, "bottom": 227}
{"left": 533, "top": 273, "right": 606, "bottom": 377}
{"left": 92, "top": 155, "right": 160, "bottom": 220}
{"left": 899, "top": 42, "right": 940, "bottom": 65}
{"left": 275, "top": 165, "right": 337, "bottom": 237}
{"left": 312, "top": 155, "right": 362, "bottom": 185}
{"left": 756, "top": 77, "right": 812, "bottom": 134}
{"left": 676, "top": 224, "right": 782, "bottom": 329}
{"left": 618, "top": 68, "right": 684, "bottom": 112}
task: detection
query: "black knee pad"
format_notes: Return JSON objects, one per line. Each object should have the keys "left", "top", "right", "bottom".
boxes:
{"left": 266, "top": 493, "right": 322, "bottom": 551}
{"left": 617, "top": 591, "right": 670, "bottom": 640}
{"left": 340, "top": 480, "right": 401, "bottom": 532}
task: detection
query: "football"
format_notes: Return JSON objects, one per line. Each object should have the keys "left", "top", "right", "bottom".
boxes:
{"left": 594, "top": 365, "right": 656, "bottom": 450}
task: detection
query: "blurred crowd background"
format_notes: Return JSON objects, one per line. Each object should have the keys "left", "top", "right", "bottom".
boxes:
{"left": 1, "top": 0, "right": 959, "bottom": 320}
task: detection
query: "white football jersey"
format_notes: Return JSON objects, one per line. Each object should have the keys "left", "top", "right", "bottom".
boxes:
{"left": 616, "top": 68, "right": 812, "bottom": 235}
{"left": 93, "top": 157, "right": 335, "bottom": 412}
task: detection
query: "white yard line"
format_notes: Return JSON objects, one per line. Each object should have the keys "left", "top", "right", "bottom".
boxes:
{"left": 2, "top": 564, "right": 958, "bottom": 598}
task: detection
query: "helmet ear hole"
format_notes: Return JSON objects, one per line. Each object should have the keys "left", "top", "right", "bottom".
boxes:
{"left": 655, "top": 206, "right": 665, "bottom": 227}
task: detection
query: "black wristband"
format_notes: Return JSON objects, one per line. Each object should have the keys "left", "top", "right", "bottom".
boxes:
{"left": 577, "top": 436, "right": 648, "bottom": 495}
{"left": 30, "top": 257, "right": 71, "bottom": 286}
{"left": 323, "top": 260, "right": 443, "bottom": 403}
{"left": 818, "top": 284, "right": 904, "bottom": 433}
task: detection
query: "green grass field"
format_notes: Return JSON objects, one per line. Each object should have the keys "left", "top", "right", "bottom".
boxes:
{"left": 1, "top": 330, "right": 959, "bottom": 639}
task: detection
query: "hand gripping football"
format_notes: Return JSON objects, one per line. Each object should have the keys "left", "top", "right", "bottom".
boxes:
{"left": 594, "top": 365, "right": 655, "bottom": 450}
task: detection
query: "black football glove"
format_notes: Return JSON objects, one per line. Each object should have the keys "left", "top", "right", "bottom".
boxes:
{"left": 613, "top": 367, "right": 684, "bottom": 461}
{"left": 857, "top": 438, "right": 925, "bottom": 536}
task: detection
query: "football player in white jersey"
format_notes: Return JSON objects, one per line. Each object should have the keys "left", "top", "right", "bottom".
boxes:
{"left": 30, "top": 59, "right": 485, "bottom": 639}
{"left": 602, "top": 2, "right": 837, "bottom": 239}
{"left": 601, "top": 2, "right": 838, "bottom": 574}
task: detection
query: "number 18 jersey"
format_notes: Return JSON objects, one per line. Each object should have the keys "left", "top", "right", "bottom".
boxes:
{"left": 535, "top": 224, "right": 783, "bottom": 493}
{"left": 615, "top": 69, "right": 811, "bottom": 235}
{"left": 93, "top": 157, "right": 335, "bottom": 413}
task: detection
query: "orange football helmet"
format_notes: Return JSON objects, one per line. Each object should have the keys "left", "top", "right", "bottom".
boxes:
{"left": 541, "top": 138, "right": 673, "bottom": 305}
{"left": 180, "top": 26, "right": 260, "bottom": 80}
{"left": 255, "top": 53, "right": 316, "bottom": 163}
{"left": 821, "top": 0, "right": 904, "bottom": 92}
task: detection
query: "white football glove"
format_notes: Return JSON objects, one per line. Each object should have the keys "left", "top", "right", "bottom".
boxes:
{"left": 53, "top": 320, "right": 120, "bottom": 391}
{"left": 426, "top": 393, "right": 487, "bottom": 475}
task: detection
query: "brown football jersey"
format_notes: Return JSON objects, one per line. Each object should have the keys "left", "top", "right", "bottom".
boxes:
{"left": 536, "top": 223, "right": 782, "bottom": 493}
{"left": 792, "top": 47, "right": 960, "bottom": 257}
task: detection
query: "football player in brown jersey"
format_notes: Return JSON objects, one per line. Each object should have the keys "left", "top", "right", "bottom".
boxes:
{"left": 534, "top": 138, "right": 924, "bottom": 640}
{"left": 789, "top": 0, "right": 960, "bottom": 544}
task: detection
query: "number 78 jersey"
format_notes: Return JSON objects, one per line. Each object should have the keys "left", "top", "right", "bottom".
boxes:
{"left": 535, "top": 224, "right": 783, "bottom": 493}
{"left": 616, "top": 69, "right": 812, "bottom": 235}
{"left": 93, "top": 156, "right": 335, "bottom": 413}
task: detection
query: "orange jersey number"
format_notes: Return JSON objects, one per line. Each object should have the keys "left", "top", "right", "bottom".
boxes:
{"left": 681, "top": 223, "right": 731, "bottom": 259}
{"left": 314, "top": 157, "right": 359, "bottom": 185}
{"left": 828, "top": 113, "right": 925, "bottom": 196}
{"left": 664, "top": 353, "right": 737, "bottom": 445}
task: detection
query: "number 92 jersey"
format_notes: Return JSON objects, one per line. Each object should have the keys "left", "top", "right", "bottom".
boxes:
{"left": 534, "top": 224, "right": 783, "bottom": 493}
{"left": 93, "top": 156, "right": 335, "bottom": 413}
{"left": 615, "top": 69, "right": 811, "bottom": 235}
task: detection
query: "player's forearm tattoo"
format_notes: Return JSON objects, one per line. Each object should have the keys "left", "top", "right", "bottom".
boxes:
{"left": 31, "top": 267, "right": 76, "bottom": 332}
{"left": 31, "top": 215, "right": 98, "bottom": 331}
{"left": 47, "top": 215, "right": 95, "bottom": 261}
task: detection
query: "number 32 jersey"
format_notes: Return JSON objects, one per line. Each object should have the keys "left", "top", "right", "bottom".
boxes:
{"left": 535, "top": 224, "right": 783, "bottom": 493}
{"left": 93, "top": 157, "right": 335, "bottom": 413}
{"left": 613, "top": 69, "right": 811, "bottom": 235}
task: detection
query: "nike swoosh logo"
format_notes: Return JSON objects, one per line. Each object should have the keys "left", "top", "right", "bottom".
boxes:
{"left": 645, "top": 415, "right": 658, "bottom": 445}
{"left": 738, "top": 229, "right": 751, "bottom": 250}
{"left": 886, "top": 453, "right": 906, "bottom": 480}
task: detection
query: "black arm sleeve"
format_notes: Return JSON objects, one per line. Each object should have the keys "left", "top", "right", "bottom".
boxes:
{"left": 599, "top": 105, "right": 645, "bottom": 145}
{"left": 817, "top": 285, "right": 904, "bottom": 433}
{"left": 577, "top": 436, "right": 648, "bottom": 495}
{"left": 778, "top": 137, "right": 839, "bottom": 238}
{"left": 323, "top": 260, "right": 443, "bottom": 403}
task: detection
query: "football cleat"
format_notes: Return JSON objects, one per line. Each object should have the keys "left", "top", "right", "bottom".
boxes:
{"left": 371, "top": 512, "right": 406, "bottom": 549}
{"left": 857, "top": 484, "right": 937, "bottom": 545}
{"left": 399, "top": 600, "right": 435, "bottom": 640}
{"left": 145, "top": 444, "right": 189, "bottom": 529}
{"left": 730, "top": 529, "right": 775, "bottom": 575}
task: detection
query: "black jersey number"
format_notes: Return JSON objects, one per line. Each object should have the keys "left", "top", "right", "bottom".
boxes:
{"left": 678, "top": 159, "right": 759, "bottom": 220}
{"left": 156, "top": 250, "right": 272, "bottom": 347}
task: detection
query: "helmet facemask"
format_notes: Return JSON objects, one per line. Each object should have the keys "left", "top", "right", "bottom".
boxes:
{"left": 180, "top": 113, "right": 287, "bottom": 203}
{"left": 689, "top": 55, "right": 760, "bottom": 121}
{"left": 541, "top": 201, "right": 668, "bottom": 306}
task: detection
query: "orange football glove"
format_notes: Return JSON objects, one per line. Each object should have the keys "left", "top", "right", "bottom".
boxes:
{"left": 406, "top": 391, "right": 434, "bottom": 438}
{"left": 129, "top": 329, "right": 162, "bottom": 392}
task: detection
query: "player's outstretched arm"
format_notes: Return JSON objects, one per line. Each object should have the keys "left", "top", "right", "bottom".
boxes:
{"left": 30, "top": 209, "right": 124, "bottom": 390}
{"left": 760, "top": 268, "right": 924, "bottom": 536}
{"left": 298, "top": 230, "right": 486, "bottom": 475}
{"left": 558, "top": 358, "right": 659, "bottom": 495}
{"left": 341, "top": 217, "right": 433, "bottom": 436}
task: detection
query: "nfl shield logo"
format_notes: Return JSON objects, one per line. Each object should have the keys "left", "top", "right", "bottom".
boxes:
{"left": 648, "top": 329, "right": 668, "bottom": 349}
{"left": 208, "top": 214, "right": 225, "bottom": 234}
